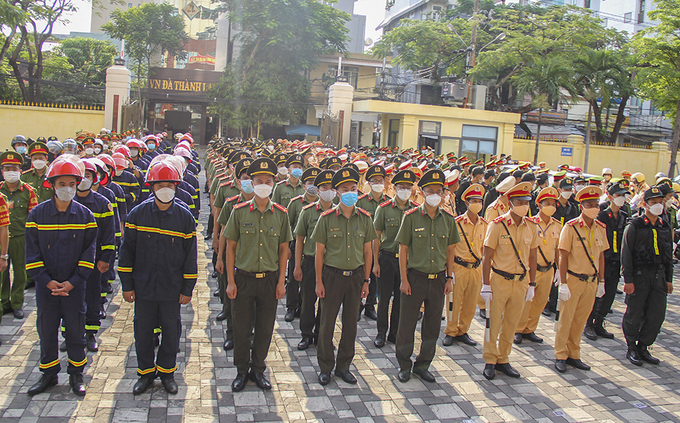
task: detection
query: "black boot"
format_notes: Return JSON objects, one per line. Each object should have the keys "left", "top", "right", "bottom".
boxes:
{"left": 86, "top": 334, "right": 98, "bottom": 352}
{"left": 69, "top": 373, "right": 86, "bottom": 396}
{"left": 28, "top": 374, "right": 58, "bottom": 396}
{"left": 639, "top": 344, "right": 660, "bottom": 365}
{"left": 626, "top": 344, "right": 643, "bottom": 366}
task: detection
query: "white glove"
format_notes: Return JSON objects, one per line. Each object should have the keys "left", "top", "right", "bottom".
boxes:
{"left": 596, "top": 282, "right": 605, "bottom": 298}
{"left": 480, "top": 284, "right": 492, "bottom": 304}
{"left": 450, "top": 273, "right": 455, "bottom": 285}
{"left": 525, "top": 285, "right": 535, "bottom": 302}
{"left": 558, "top": 283, "right": 571, "bottom": 301}
{"left": 553, "top": 271, "right": 561, "bottom": 286}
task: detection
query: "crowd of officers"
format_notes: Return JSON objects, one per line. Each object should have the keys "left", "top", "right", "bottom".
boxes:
{"left": 205, "top": 139, "right": 676, "bottom": 390}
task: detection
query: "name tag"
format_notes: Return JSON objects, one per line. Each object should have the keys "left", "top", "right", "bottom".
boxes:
{"left": 242, "top": 222, "right": 253, "bottom": 227}
{"left": 415, "top": 227, "right": 425, "bottom": 232}
{"left": 501, "top": 234, "right": 510, "bottom": 239}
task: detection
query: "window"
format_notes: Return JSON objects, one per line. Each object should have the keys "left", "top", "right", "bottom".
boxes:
{"left": 128, "top": 2, "right": 132, "bottom": 7}
{"left": 418, "top": 121, "right": 442, "bottom": 154}
{"left": 603, "top": 18, "right": 608, "bottom": 27}
{"left": 460, "top": 125, "right": 498, "bottom": 160}
{"left": 638, "top": 0, "right": 646, "bottom": 23}
{"left": 584, "top": 0, "right": 591, "bottom": 8}
{"left": 328, "top": 65, "right": 359, "bottom": 89}
{"left": 624, "top": 12, "right": 632, "bottom": 23}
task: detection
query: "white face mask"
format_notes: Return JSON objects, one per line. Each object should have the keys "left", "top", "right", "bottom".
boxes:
{"left": 78, "top": 178, "right": 93, "bottom": 191}
{"left": 425, "top": 194, "right": 441, "bottom": 207}
{"left": 115, "top": 169, "right": 123, "bottom": 176}
{"left": 371, "top": 183, "right": 384, "bottom": 193}
{"left": 253, "top": 183, "right": 273, "bottom": 199}
{"left": 278, "top": 167, "right": 288, "bottom": 176}
{"left": 649, "top": 203, "right": 665, "bottom": 216}
{"left": 396, "top": 189, "right": 411, "bottom": 201}
{"left": 94, "top": 148, "right": 102, "bottom": 154}
{"left": 55, "top": 186, "right": 76, "bottom": 202}
{"left": 574, "top": 184, "right": 585, "bottom": 192}
{"left": 666, "top": 198, "right": 674, "bottom": 209}
{"left": 155, "top": 187, "right": 175, "bottom": 203}
{"left": 319, "top": 189, "right": 336, "bottom": 202}
{"left": 561, "top": 191, "right": 572, "bottom": 199}
{"left": 613, "top": 196, "right": 626, "bottom": 208}
{"left": 3, "top": 171, "right": 20, "bottom": 183}
{"left": 512, "top": 204, "right": 529, "bottom": 217}
{"left": 32, "top": 160, "right": 47, "bottom": 170}
{"left": 85, "top": 148, "right": 94, "bottom": 156}
{"left": 130, "top": 149, "right": 139, "bottom": 158}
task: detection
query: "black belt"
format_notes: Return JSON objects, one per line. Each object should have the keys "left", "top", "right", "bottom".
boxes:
{"left": 408, "top": 268, "right": 445, "bottom": 280}
{"left": 492, "top": 267, "right": 526, "bottom": 281}
{"left": 302, "top": 255, "right": 315, "bottom": 261}
{"left": 324, "top": 265, "right": 363, "bottom": 277}
{"left": 567, "top": 270, "right": 597, "bottom": 282}
{"left": 380, "top": 250, "right": 399, "bottom": 259}
{"left": 537, "top": 263, "right": 554, "bottom": 273}
{"left": 235, "top": 269, "right": 276, "bottom": 279}
{"left": 454, "top": 257, "right": 480, "bottom": 269}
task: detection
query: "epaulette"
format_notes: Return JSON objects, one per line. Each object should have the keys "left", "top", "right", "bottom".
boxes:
{"left": 551, "top": 217, "right": 561, "bottom": 225}
{"left": 219, "top": 180, "right": 232, "bottom": 187}
{"left": 233, "top": 201, "right": 249, "bottom": 210}
{"left": 357, "top": 207, "right": 371, "bottom": 217}
{"left": 226, "top": 195, "right": 240, "bottom": 203}
{"left": 455, "top": 215, "right": 464, "bottom": 222}
{"left": 321, "top": 208, "right": 335, "bottom": 217}
{"left": 22, "top": 169, "right": 32, "bottom": 174}
{"left": 303, "top": 202, "right": 316, "bottom": 210}
{"left": 480, "top": 216, "right": 488, "bottom": 224}
{"left": 276, "top": 180, "right": 287, "bottom": 185}
{"left": 527, "top": 216, "right": 540, "bottom": 224}
{"left": 358, "top": 193, "right": 368, "bottom": 200}
{"left": 289, "top": 194, "right": 303, "bottom": 203}
{"left": 595, "top": 219, "right": 606, "bottom": 228}
{"left": 404, "top": 207, "right": 419, "bottom": 216}
{"left": 566, "top": 218, "right": 579, "bottom": 226}
{"left": 493, "top": 215, "right": 506, "bottom": 223}
{"left": 442, "top": 208, "right": 454, "bottom": 216}
{"left": 273, "top": 203, "right": 287, "bottom": 213}
{"left": 379, "top": 200, "right": 392, "bottom": 208}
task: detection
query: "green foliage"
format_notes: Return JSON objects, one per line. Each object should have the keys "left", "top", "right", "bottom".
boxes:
{"left": 56, "top": 37, "right": 117, "bottom": 86}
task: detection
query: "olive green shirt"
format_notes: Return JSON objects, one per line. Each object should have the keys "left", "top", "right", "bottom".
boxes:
{"left": 218, "top": 193, "right": 246, "bottom": 227}
{"left": 374, "top": 198, "right": 415, "bottom": 254}
{"left": 294, "top": 202, "right": 332, "bottom": 257}
{"left": 287, "top": 194, "right": 317, "bottom": 231}
{"left": 311, "top": 205, "right": 378, "bottom": 270}
{"left": 0, "top": 181, "right": 38, "bottom": 237}
{"left": 223, "top": 198, "right": 293, "bottom": 272}
{"left": 272, "top": 178, "right": 304, "bottom": 208}
{"left": 214, "top": 179, "right": 240, "bottom": 209}
{"left": 395, "top": 204, "right": 461, "bottom": 274}
{"left": 209, "top": 174, "right": 222, "bottom": 196}
{"left": 20, "top": 168, "right": 53, "bottom": 204}
{"left": 356, "top": 192, "right": 391, "bottom": 218}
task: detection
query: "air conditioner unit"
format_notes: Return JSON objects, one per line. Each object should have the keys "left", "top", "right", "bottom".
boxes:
{"left": 441, "top": 82, "right": 467, "bottom": 100}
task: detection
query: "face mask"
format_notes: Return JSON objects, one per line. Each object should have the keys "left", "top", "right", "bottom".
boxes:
{"left": 32, "top": 159, "right": 47, "bottom": 170}
{"left": 425, "top": 194, "right": 441, "bottom": 207}
{"left": 3, "top": 171, "right": 20, "bottom": 183}
{"left": 115, "top": 169, "right": 123, "bottom": 176}
{"left": 561, "top": 191, "right": 572, "bottom": 199}
{"left": 541, "top": 205, "right": 556, "bottom": 216}
{"left": 512, "top": 204, "right": 529, "bottom": 217}
{"left": 148, "top": 144, "right": 155, "bottom": 150}
{"left": 78, "top": 178, "right": 93, "bottom": 191}
{"left": 341, "top": 191, "right": 358, "bottom": 207}
{"left": 278, "top": 167, "right": 288, "bottom": 176}
{"left": 625, "top": 194, "right": 631, "bottom": 201}
{"left": 55, "top": 186, "right": 76, "bottom": 202}
{"left": 85, "top": 148, "right": 94, "bottom": 155}
{"left": 155, "top": 187, "right": 175, "bottom": 203}
{"left": 468, "top": 203, "right": 483, "bottom": 214}
{"left": 396, "top": 189, "right": 411, "bottom": 201}
{"left": 371, "top": 183, "right": 384, "bottom": 193}
{"left": 649, "top": 203, "right": 665, "bottom": 216}
{"left": 16, "top": 146, "right": 27, "bottom": 155}
{"left": 305, "top": 185, "right": 318, "bottom": 196}
{"left": 291, "top": 168, "right": 303, "bottom": 179}
{"left": 574, "top": 185, "right": 585, "bottom": 192}
{"left": 94, "top": 148, "right": 102, "bottom": 155}
{"left": 253, "top": 183, "right": 273, "bottom": 199}
{"left": 666, "top": 198, "right": 674, "bottom": 209}
{"left": 319, "top": 189, "right": 336, "bottom": 202}
{"left": 582, "top": 207, "right": 599, "bottom": 219}
{"left": 130, "top": 150, "right": 139, "bottom": 158}
{"left": 613, "top": 196, "right": 626, "bottom": 208}
{"left": 240, "top": 179, "right": 254, "bottom": 194}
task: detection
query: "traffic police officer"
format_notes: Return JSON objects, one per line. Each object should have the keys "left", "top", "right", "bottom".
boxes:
{"left": 25, "top": 156, "right": 97, "bottom": 396}
{"left": 311, "top": 167, "right": 376, "bottom": 386}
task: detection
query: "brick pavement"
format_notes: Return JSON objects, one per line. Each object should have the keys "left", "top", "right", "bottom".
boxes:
{"left": 0, "top": 187, "right": 680, "bottom": 422}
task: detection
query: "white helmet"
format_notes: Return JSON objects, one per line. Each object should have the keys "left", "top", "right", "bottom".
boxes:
{"left": 602, "top": 168, "right": 612, "bottom": 175}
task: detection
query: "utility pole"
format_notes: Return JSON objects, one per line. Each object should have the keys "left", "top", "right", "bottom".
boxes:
{"left": 463, "top": 0, "right": 479, "bottom": 108}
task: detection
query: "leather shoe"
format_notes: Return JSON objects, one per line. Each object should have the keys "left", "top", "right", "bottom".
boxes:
{"left": 69, "top": 373, "right": 86, "bottom": 396}
{"left": 482, "top": 364, "right": 495, "bottom": 380}
{"left": 583, "top": 326, "right": 598, "bottom": 341}
{"left": 161, "top": 376, "right": 178, "bottom": 394}
{"left": 334, "top": 370, "right": 357, "bottom": 384}
{"left": 133, "top": 374, "right": 155, "bottom": 395}
{"left": 318, "top": 371, "right": 331, "bottom": 385}
{"left": 523, "top": 332, "right": 543, "bottom": 343}
{"left": 86, "top": 334, "right": 98, "bottom": 352}
{"left": 412, "top": 368, "right": 436, "bottom": 383}
{"left": 555, "top": 359, "right": 567, "bottom": 373}
{"left": 223, "top": 339, "right": 234, "bottom": 351}
{"left": 211, "top": 271, "right": 219, "bottom": 279}
{"left": 386, "top": 333, "right": 396, "bottom": 344}
{"left": 479, "top": 309, "right": 486, "bottom": 319}
{"left": 364, "top": 307, "right": 377, "bottom": 320}
{"left": 374, "top": 334, "right": 385, "bottom": 348}
{"left": 397, "top": 369, "right": 410, "bottom": 382}
{"left": 456, "top": 333, "right": 477, "bottom": 346}
{"left": 627, "top": 347, "right": 643, "bottom": 366}
{"left": 213, "top": 289, "right": 220, "bottom": 297}
{"left": 442, "top": 335, "right": 455, "bottom": 346}
{"left": 13, "top": 308, "right": 24, "bottom": 319}
{"left": 298, "top": 337, "right": 312, "bottom": 351}
{"left": 542, "top": 308, "right": 552, "bottom": 317}
{"left": 249, "top": 372, "right": 272, "bottom": 390}
{"left": 59, "top": 340, "right": 68, "bottom": 352}
{"left": 594, "top": 326, "right": 614, "bottom": 339}
{"left": 99, "top": 305, "right": 106, "bottom": 319}
{"left": 284, "top": 309, "right": 295, "bottom": 322}
{"left": 639, "top": 346, "right": 660, "bottom": 365}
{"left": 231, "top": 373, "right": 248, "bottom": 392}
{"left": 496, "top": 363, "right": 520, "bottom": 378}
{"left": 216, "top": 311, "right": 227, "bottom": 321}
{"left": 513, "top": 333, "right": 523, "bottom": 345}
{"left": 566, "top": 358, "right": 591, "bottom": 370}
{"left": 28, "top": 374, "right": 58, "bottom": 396}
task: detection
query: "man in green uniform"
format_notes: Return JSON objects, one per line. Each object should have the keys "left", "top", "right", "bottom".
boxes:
{"left": 20, "top": 142, "right": 53, "bottom": 204}
{"left": 223, "top": 157, "right": 292, "bottom": 392}
{"left": 273, "top": 153, "right": 289, "bottom": 183}
{"left": 394, "top": 169, "right": 459, "bottom": 383}
{"left": 312, "top": 167, "right": 377, "bottom": 386}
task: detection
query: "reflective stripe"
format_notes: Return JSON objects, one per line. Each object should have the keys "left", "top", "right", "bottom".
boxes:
{"left": 118, "top": 266, "right": 132, "bottom": 273}
{"left": 85, "top": 325, "right": 100, "bottom": 331}
{"left": 156, "top": 364, "right": 177, "bottom": 374}
{"left": 39, "top": 359, "right": 60, "bottom": 369}
{"left": 101, "top": 245, "right": 115, "bottom": 250}
{"left": 68, "top": 357, "right": 87, "bottom": 367}
{"left": 60, "top": 326, "right": 65, "bottom": 332}
{"left": 92, "top": 211, "right": 114, "bottom": 218}
{"left": 100, "top": 292, "right": 107, "bottom": 297}
{"left": 189, "top": 204, "right": 195, "bottom": 209}
{"left": 125, "top": 223, "right": 195, "bottom": 239}
{"left": 26, "top": 222, "right": 97, "bottom": 230}
{"left": 115, "top": 181, "right": 139, "bottom": 187}
{"left": 138, "top": 367, "right": 156, "bottom": 375}
{"left": 78, "top": 261, "right": 95, "bottom": 269}
{"left": 26, "top": 261, "right": 44, "bottom": 270}
{"left": 613, "top": 230, "right": 617, "bottom": 253}
{"left": 115, "top": 232, "right": 122, "bottom": 237}
{"left": 653, "top": 229, "right": 660, "bottom": 255}
{"left": 130, "top": 192, "right": 137, "bottom": 201}
{"left": 183, "top": 274, "right": 197, "bottom": 279}
{"left": 153, "top": 328, "right": 162, "bottom": 334}
{"left": 116, "top": 197, "right": 125, "bottom": 202}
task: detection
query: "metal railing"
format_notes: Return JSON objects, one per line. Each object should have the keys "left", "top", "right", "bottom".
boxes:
{"left": 0, "top": 99, "right": 104, "bottom": 111}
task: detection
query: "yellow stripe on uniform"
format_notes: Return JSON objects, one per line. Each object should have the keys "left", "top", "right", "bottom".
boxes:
{"left": 125, "top": 223, "right": 195, "bottom": 239}
{"left": 138, "top": 367, "right": 156, "bottom": 375}
{"left": 118, "top": 266, "right": 132, "bottom": 273}
{"left": 115, "top": 232, "right": 122, "bottom": 237}
{"left": 26, "top": 222, "right": 98, "bottom": 230}
{"left": 78, "top": 261, "right": 95, "bottom": 269}
{"left": 156, "top": 364, "right": 177, "bottom": 374}
{"left": 85, "top": 325, "right": 100, "bottom": 331}
{"left": 653, "top": 229, "right": 659, "bottom": 255}
{"left": 26, "top": 261, "right": 44, "bottom": 270}
{"left": 68, "top": 357, "right": 87, "bottom": 367}
{"left": 92, "top": 211, "right": 114, "bottom": 218}
{"left": 39, "top": 359, "right": 59, "bottom": 369}
{"left": 101, "top": 245, "right": 115, "bottom": 250}
{"left": 613, "top": 230, "right": 617, "bottom": 253}
{"left": 183, "top": 274, "right": 197, "bottom": 279}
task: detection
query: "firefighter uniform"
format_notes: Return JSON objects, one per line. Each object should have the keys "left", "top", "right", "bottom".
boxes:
{"left": 113, "top": 168, "right": 140, "bottom": 216}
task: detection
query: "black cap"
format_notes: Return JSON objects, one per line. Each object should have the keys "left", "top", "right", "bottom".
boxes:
{"left": 607, "top": 181, "right": 630, "bottom": 196}
{"left": 521, "top": 172, "right": 536, "bottom": 182}
{"left": 537, "top": 173, "right": 550, "bottom": 185}
{"left": 418, "top": 169, "right": 445, "bottom": 188}
{"left": 392, "top": 170, "right": 417, "bottom": 186}
{"left": 228, "top": 150, "right": 249, "bottom": 165}
{"left": 342, "top": 163, "right": 359, "bottom": 173}
{"left": 331, "top": 167, "right": 360, "bottom": 189}
{"left": 471, "top": 166, "right": 484, "bottom": 177}
{"left": 247, "top": 158, "right": 277, "bottom": 178}
{"left": 559, "top": 178, "right": 573, "bottom": 189}
{"left": 319, "top": 158, "right": 329, "bottom": 169}
{"left": 273, "top": 153, "right": 288, "bottom": 166}
{"left": 574, "top": 176, "right": 586, "bottom": 184}
{"left": 314, "top": 170, "right": 335, "bottom": 186}
{"left": 285, "top": 154, "right": 303, "bottom": 167}
{"left": 327, "top": 157, "right": 342, "bottom": 168}
{"left": 365, "top": 165, "right": 386, "bottom": 181}
{"left": 302, "top": 167, "right": 320, "bottom": 183}
{"left": 644, "top": 186, "right": 665, "bottom": 201}
{"left": 657, "top": 183, "right": 673, "bottom": 196}
{"left": 234, "top": 158, "right": 252, "bottom": 178}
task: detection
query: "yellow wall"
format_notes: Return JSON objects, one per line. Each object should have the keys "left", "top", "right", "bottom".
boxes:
{"left": 0, "top": 105, "right": 105, "bottom": 151}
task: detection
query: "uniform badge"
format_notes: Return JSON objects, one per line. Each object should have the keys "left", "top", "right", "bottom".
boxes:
{"left": 342, "top": 170, "right": 349, "bottom": 178}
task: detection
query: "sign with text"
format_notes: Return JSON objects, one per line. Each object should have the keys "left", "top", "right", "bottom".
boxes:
{"left": 561, "top": 147, "right": 573, "bottom": 157}
{"left": 147, "top": 68, "right": 222, "bottom": 97}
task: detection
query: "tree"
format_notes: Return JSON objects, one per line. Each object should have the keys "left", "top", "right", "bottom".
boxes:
{"left": 632, "top": 0, "right": 680, "bottom": 177}
{"left": 0, "top": 0, "right": 28, "bottom": 65}
{"left": 56, "top": 37, "right": 117, "bottom": 86}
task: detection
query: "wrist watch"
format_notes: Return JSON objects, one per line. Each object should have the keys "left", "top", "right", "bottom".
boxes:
{"left": 363, "top": 279, "right": 370, "bottom": 283}
{"left": 0, "top": 254, "right": 7, "bottom": 260}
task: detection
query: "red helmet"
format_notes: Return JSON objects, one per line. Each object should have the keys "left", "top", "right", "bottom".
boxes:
{"left": 145, "top": 161, "right": 181, "bottom": 186}
{"left": 111, "top": 152, "right": 128, "bottom": 170}
{"left": 179, "top": 134, "right": 193, "bottom": 147}
{"left": 126, "top": 139, "right": 144, "bottom": 149}
{"left": 45, "top": 156, "right": 85, "bottom": 183}
{"left": 98, "top": 154, "right": 115, "bottom": 173}
{"left": 174, "top": 148, "right": 192, "bottom": 161}
{"left": 176, "top": 141, "right": 192, "bottom": 152}
{"left": 114, "top": 144, "right": 131, "bottom": 158}
{"left": 82, "top": 158, "right": 110, "bottom": 186}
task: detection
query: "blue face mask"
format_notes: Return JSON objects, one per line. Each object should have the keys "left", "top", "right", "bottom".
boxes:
{"left": 291, "top": 168, "right": 303, "bottom": 179}
{"left": 148, "top": 144, "right": 156, "bottom": 150}
{"left": 341, "top": 191, "right": 358, "bottom": 207}
{"left": 16, "top": 146, "right": 27, "bottom": 155}
{"left": 240, "top": 179, "right": 254, "bottom": 194}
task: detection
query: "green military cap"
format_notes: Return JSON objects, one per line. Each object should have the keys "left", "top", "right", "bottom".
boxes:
{"left": 273, "top": 153, "right": 288, "bottom": 166}
{"left": 300, "top": 147, "right": 312, "bottom": 157}
{"left": 285, "top": 154, "right": 303, "bottom": 167}
{"left": 301, "top": 167, "right": 320, "bottom": 183}
{"left": 391, "top": 169, "right": 416, "bottom": 186}
{"left": 331, "top": 167, "right": 359, "bottom": 189}
{"left": 247, "top": 157, "right": 276, "bottom": 177}
{"left": 319, "top": 158, "right": 329, "bottom": 169}
{"left": 28, "top": 142, "right": 49, "bottom": 156}
{"left": 553, "top": 170, "right": 567, "bottom": 180}
{"left": 418, "top": 169, "right": 445, "bottom": 188}
{"left": 229, "top": 150, "right": 249, "bottom": 165}
{"left": 314, "top": 169, "right": 334, "bottom": 186}
{"left": 326, "top": 157, "right": 342, "bottom": 168}
{"left": 365, "top": 165, "right": 386, "bottom": 181}
{"left": 235, "top": 158, "right": 252, "bottom": 178}
{"left": 342, "top": 162, "right": 359, "bottom": 173}
{"left": 588, "top": 176, "right": 604, "bottom": 185}
{"left": 0, "top": 151, "right": 23, "bottom": 166}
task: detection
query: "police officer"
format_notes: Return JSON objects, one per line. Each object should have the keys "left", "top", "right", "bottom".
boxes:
{"left": 554, "top": 186, "right": 609, "bottom": 373}
{"left": 394, "top": 169, "right": 458, "bottom": 383}
{"left": 373, "top": 170, "right": 418, "bottom": 348}
{"left": 621, "top": 187, "right": 673, "bottom": 366}
{"left": 311, "top": 167, "right": 376, "bottom": 386}
{"left": 11, "top": 135, "right": 31, "bottom": 172}
{"left": 481, "top": 182, "right": 539, "bottom": 380}
{"left": 119, "top": 161, "right": 198, "bottom": 395}
{"left": 456, "top": 166, "right": 485, "bottom": 214}
{"left": 443, "top": 184, "right": 487, "bottom": 347}
{"left": 21, "top": 142, "right": 53, "bottom": 204}
{"left": 25, "top": 156, "right": 97, "bottom": 396}
{"left": 223, "top": 157, "right": 291, "bottom": 392}
{"left": 0, "top": 193, "right": 10, "bottom": 334}
{"left": 293, "top": 169, "right": 336, "bottom": 350}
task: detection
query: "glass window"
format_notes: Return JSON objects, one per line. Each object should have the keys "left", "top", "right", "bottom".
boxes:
{"left": 462, "top": 125, "right": 497, "bottom": 140}
{"left": 328, "top": 65, "right": 360, "bottom": 89}
{"left": 624, "top": 12, "right": 632, "bottom": 23}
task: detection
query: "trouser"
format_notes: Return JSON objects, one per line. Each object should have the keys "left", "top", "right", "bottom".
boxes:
{"left": 0, "top": 235, "right": 26, "bottom": 311}
{"left": 376, "top": 253, "right": 400, "bottom": 338}
{"left": 218, "top": 273, "right": 233, "bottom": 341}
{"left": 588, "top": 261, "right": 620, "bottom": 327}
{"left": 547, "top": 283, "right": 558, "bottom": 313}
{"left": 478, "top": 294, "right": 486, "bottom": 311}
{"left": 396, "top": 270, "right": 446, "bottom": 371}
{"left": 365, "top": 271, "right": 377, "bottom": 309}
{"left": 206, "top": 209, "right": 214, "bottom": 234}
{"left": 317, "top": 266, "right": 363, "bottom": 373}
{"left": 134, "top": 299, "right": 181, "bottom": 377}
{"left": 554, "top": 276, "right": 597, "bottom": 360}
{"left": 622, "top": 266, "right": 668, "bottom": 347}
{"left": 232, "top": 271, "right": 278, "bottom": 374}
{"left": 84, "top": 268, "right": 102, "bottom": 334}
{"left": 516, "top": 268, "right": 554, "bottom": 334}
{"left": 286, "top": 240, "right": 300, "bottom": 312}
{"left": 444, "top": 264, "right": 481, "bottom": 337}
{"left": 299, "top": 256, "right": 319, "bottom": 339}
{"left": 483, "top": 273, "right": 528, "bottom": 364}
{"left": 36, "top": 286, "right": 87, "bottom": 375}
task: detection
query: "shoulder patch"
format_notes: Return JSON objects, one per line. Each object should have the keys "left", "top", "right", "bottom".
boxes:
{"left": 455, "top": 215, "right": 464, "bottom": 222}
{"left": 479, "top": 216, "right": 488, "bottom": 224}
{"left": 493, "top": 216, "right": 506, "bottom": 223}
{"left": 273, "top": 203, "right": 288, "bottom": 213}
{"left": 379, "top": 200, "right": 392, "bottom": 208}
{"left": 276, "top": 180, "right": 287, "bottom": 185}
{"left": 303, "top": 202, "right": 317, "bottom": 210}
{"left": 226, "top": 195, "right": 240, "bottom": 203}
{"left": 527, "top": 216, "right": 540, "bottom": 224}
{"left": 290, "top": 195, "right": 303, "bottom": 203}
{"left": 357, "top": 207, "right": 371, "bottom": 217}
{"left": 566, "top": 218, "right": 579, "bottom": 226}
{"left": 358, "top": 193, "right": 368, "bottom": 201}
{"left": 404, "top": 207, "right": 419, "bottom": 216}
{"left": 321, "top": 208, "right": 335, "bottom": 217}
{"left": 595, "top": 219, "right": 606, "bottom": 228}
{"left": 233, "top": 202, "right": 249, "bottom": 210}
